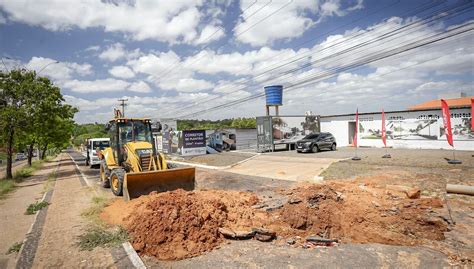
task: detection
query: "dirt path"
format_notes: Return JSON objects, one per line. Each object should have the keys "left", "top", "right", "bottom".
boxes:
{"left": 0, "top": 157, "right": 59, "bottom": 268}
{"left": 30, "top": 155, "right": 118, "bottom": 268}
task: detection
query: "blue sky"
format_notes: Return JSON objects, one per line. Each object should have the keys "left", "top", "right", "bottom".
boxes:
{"left": 1, "top": 0, "right": 473, "bottom": 123}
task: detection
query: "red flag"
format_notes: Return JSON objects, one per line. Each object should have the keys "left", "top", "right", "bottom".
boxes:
{"left": 441, "top": 99, "right": 453, "bottom": 147}
{"left": 381, "top": 109, "right": 387, "bottom": 147}
{"left": 354, "top": 108, "right": 358, "bottom": 147}
{"left": 471, "top": 98, "right": 474, "bottom": 132}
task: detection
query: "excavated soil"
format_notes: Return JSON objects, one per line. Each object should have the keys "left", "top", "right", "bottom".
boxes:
{"left": 101, "top": 181, "right": 448, "bottom": 261}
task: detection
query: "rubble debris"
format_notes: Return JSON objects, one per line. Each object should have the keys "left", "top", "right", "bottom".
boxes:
{"left": 306, "top": 236, "right": 339, "bottom": 243}
{"left": 406, "top": 188, "right": 421, "bottom": 199}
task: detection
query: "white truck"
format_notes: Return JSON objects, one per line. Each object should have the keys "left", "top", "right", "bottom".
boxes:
{"left": 85, "top": 138, "right": 110, "bottom": 167}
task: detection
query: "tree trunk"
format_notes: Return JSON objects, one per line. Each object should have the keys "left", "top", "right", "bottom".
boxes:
{"left": 27, "top": 143, "right": 34, "bottom": 166}
{"left": 6, "top": 128, "right": 14, "bottom": 179}
{"left": 41, "top": 143, "right": 48, "bottom": 160}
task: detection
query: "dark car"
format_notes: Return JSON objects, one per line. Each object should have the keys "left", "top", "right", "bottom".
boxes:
{"left": 296, "top": 132, "right": 336, "bottom": 153}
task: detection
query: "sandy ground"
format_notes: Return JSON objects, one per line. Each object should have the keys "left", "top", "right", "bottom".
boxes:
{"left": 0, "top": 158, "right": 59, "bottom": 269}
{"left": 176, "top": 152, "right": 256, "bottom": 167}
{"left": 225, "top": 154, "right": 341, "bottom": 182}
{"left": 31, "top": 154, "right": 118, "bottom": 268}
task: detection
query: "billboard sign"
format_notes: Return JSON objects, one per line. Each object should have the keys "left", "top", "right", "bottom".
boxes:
{"left": 181, "top": 130, "right": 206, "bottom": 156}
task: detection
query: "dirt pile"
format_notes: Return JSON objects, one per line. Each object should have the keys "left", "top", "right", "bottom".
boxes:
{"left": 269, "top": 182, "right": 447, "bottom": 246}
{"left": 104, "top": 190, "right": 261, "bottom": 260}
{"left": 101, "top": 181, "right": 449, "bottom": 261}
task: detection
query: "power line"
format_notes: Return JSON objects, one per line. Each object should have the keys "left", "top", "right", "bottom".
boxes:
{"left": 149, "top": 0, "right": 280, "bottom": 84}
{"left": 177, "top": 22, "right": 473, "bottom": 118}
{"left": 172, "top": 1, "right": 471, "bottom": 118}
{"left": 161, "top": 0, "right": 448, "bottom": 117}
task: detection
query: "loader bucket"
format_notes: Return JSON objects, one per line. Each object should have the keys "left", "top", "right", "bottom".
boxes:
{"left": 123, "top": 167, "right": 195, "bottom": 201}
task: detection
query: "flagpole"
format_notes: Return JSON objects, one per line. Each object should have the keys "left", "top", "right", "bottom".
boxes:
{"left": 381, "top": 108, "right": 391, "bottom": 158}
{"left": 352, "top": 107, "right": 361, "bottom": 161}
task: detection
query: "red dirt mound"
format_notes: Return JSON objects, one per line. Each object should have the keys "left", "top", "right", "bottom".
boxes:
{"left": 101, "top": 181, "right": 448, "bottom": 261}
{"left": 114, "top": 190, "right": 261, "bottom": 260}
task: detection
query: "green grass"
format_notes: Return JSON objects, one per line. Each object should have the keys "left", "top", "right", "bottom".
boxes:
{"left": 42, "top": 172, "right": 57, "bottom": 194}
{"left": 25, "top": 200, "right": 49, "bottom": 215}
{"left": 0, "top": 180, "right": 16, "bottom": 199}
{"left": 78, "top": 195, "right": 128, "bottom": 251}
{"left": 12, "top": 160, "right": 45, "bottom": 180}
{"left": 77, "top": 226, "right": 128, "bottom": 251}
{"left": 81, "top": 196, "right": 110, "bottom": 226}
{"left": 0, "top": 152, "right": 7, "bottom": 167}
{"left": 7, "top": 241, "right": 23, "bottom": 254}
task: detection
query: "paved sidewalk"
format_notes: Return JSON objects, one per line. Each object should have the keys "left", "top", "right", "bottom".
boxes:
{"left": 225, "top": 155, "right": 341, "bottom": 182}
{"left": 30, "top": 155, "right": 118, "bottom": 268}
{"left": 0, "top": 157, "right": 59, "bottom": 269}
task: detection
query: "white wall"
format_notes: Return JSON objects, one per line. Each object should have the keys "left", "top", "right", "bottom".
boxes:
{"left": 320, "top": 108, "right": 474, "bottom": 151}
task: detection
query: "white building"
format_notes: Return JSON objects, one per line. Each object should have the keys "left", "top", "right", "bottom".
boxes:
{"left": 320, "top": 96, "right": 473, "bottom": 151}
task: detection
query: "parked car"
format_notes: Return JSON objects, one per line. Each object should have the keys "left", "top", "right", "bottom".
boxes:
{"left": 296, "top": 132, "right": 337, "bottom": 153}
{"left": 15, "top": 153, "right": 27, "bottom": 161}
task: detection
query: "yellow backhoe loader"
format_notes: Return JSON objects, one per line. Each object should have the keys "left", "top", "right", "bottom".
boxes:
{"left": 98, "top": 117, "right": 195, "bottom": 201}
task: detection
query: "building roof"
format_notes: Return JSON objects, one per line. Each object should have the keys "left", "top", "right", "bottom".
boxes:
{"left": 408, "top": 96, "right": 473, "bottom": 110}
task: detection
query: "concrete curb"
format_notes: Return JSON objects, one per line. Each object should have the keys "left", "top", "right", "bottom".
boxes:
{"left": 15, "top": 155, "right": 62, "bottom": 269}
{"left": 121, "top": 242, "right": 146, "bottom": 269}
{"left": 68, "top": 153, "right": 146, "bottom": 269}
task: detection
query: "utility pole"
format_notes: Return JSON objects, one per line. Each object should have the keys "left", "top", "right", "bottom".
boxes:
{"left": 118, "top": 98, "right": 128, "bottom": 117}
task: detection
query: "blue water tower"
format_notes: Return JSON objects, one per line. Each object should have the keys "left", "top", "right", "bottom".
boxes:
{"left": 264, "top": 85, "right": 283, "bottom": 115}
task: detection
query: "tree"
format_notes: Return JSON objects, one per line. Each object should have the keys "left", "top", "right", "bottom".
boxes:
{"left": 0, "top": 70, "right": 78, "bottom": 178}
{"left": 0, "top": 70, "right": 35, "bottom": 179}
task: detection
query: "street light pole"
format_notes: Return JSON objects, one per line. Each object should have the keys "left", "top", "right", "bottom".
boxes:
{"left": 37, "top": 61, "right": 59, "bottom": 75}
{"left": 2, "top": 57, "right": 59, "bottom": 75}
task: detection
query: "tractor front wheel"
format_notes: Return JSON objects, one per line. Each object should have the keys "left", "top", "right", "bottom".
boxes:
{"left": 100, "top": 161, "right": 110, "bottom": 188}
{"left": 110, "top": 169, "right": 125, "bottom": 196}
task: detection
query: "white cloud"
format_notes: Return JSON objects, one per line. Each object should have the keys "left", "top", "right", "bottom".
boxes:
{"left": 109, "top": 65, "right": 135, "bottom": 79}
{"left": 26, "top": 57, "right": 92, "bottom": 81}
{"left": 62, "top": 78, "right": 130, "bottom": 93}
{"left": 128, "top": 81, "right": 151, "bottom": 93}
{"left": 99, "top": 43, "right": 126, "bottom": 62}
{"left": 158, "top": 78, "right": 214, "bottom": 93}
{"left": 65, "top": 93, "right": 219, "bottom": 123}
{"left": 0, "top": 0, "right": 226, "bottom": 45}
{"left": 235, "top": 0, "right": 362, "bottom": 46}
{"left": 85, "top": 45, "right": 100, "bottom": 52}
{"left": 193, "top": 24, "right": 225, "bottom": 45}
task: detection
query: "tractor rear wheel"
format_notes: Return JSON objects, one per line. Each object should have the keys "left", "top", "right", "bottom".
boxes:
{"left": 110, "top": 169, "right": 125, "bottom": 196}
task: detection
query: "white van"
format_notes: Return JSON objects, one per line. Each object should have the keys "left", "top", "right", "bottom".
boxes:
{"left": 86, "top": 138, "right": 110, "bottom": 167}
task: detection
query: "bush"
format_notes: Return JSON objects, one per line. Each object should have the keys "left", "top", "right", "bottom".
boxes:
{"left": 25, "top": 201, "right": 49, "bottom": 215}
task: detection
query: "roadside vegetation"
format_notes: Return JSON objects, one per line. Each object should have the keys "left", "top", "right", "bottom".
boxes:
{"left": 7, "top": 241, "right": 23, "bottom": 254}
{"left": 77, "top": 226, "right": 128, "bottom": 251}
{"left": 81, "top": 195, "right": 110, "bottom": 226}
{"left": 0, "top": 179, "right": 15, "bottom": 199}
{"left": 72, "top": 123, "right": 108, "bottom": 147}
{"left": 25, "top": 200, "right": 50, "bottom": 215}
{"left": 13, "top": 159, "right": 45, "bottom": 180}
{"left": 178, "top": 117, "right": 256, "bottom": 130}
{"left": 78, "top": 195, "right": 128, "bottom": 251}
{"left": 0, "top": 152, "right": 7, "bottom": 167}
{"left": 0, "top": 69, "right": 77, "bottom": 179}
